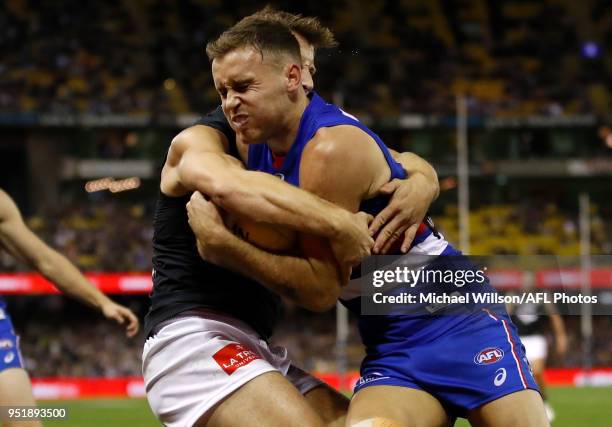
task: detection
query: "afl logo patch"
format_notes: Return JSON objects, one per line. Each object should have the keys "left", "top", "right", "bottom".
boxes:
{"left": 474, "top": 347, "right": 504, "bottom": 365}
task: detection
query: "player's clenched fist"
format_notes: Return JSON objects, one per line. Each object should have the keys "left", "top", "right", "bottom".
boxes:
{"left": 331, "top": 211, "right": 374, "bottom": 267}
{"left": 186, "top": 191, "right": 231, "bottom": 263}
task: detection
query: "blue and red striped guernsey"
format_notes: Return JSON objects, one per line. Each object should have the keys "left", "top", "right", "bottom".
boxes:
{"left": 246, "top": 91, "right": 433, "bottom": 244}
{"left": 247, "top": 92, "right": 433, "bottom": 246}
{"left": 248, "top": 92, "right": 406, "bottom": 188}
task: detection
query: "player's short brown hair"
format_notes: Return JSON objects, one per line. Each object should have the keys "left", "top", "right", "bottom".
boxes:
{"left": 206, "top": 19, "right": 301, "bottom": 64}
{"left": 246, "top": 6, "right": 338, "bottom": 49}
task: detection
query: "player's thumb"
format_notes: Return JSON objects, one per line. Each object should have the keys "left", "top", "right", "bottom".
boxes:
{"left": 191, "top": 191, "right": 204, "bottom": 201}
{"left": 378, "top": 179, "right": 400, "bottom": 195}
{"left": 358, "top": 212, "right": 374, "bottom": 225}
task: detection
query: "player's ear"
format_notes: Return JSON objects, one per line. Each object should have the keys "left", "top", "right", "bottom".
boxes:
{"left": 285, "top": 63, "right": 302, "bottom": 93}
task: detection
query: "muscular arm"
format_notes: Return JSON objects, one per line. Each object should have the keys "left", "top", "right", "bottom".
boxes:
{"left": 390, "top": 150, "right": 439, "bottom": 201}
{"left": 166, "top": 124, "right": 372, "bottom": 264}
{"left": 206, "top": 229, "right": 344, "bottom": 312}
{"left": 369, "top": 149, "right": 440, "bottom": 253}
{"left": 188, "top": 126, "right": 382, "bottom": 311}
{"left": 187, "top": 192, "right": 351, "bottom": 312}
{"left": 0, "top": 190, "right": 139, "bottom": 336}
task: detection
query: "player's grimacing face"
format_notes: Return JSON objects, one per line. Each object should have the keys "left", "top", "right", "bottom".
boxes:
{"left": 212, "top": 47, "right": 294, "bottom": 144}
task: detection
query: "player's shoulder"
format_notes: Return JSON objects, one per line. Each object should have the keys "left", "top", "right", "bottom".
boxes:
{"left": 0, "top": 189, "right": 14, "bottom": 210}
{"left": 194, "top": 105, "right": 234, "bottom": 142}
{"left": 0, "top": 189, "right": 21, "bottom": 224}
{"left": 169, "top": 124, "right": 228, "bottom": 156}
{"left": 308, "top": 125, "right": 375, "bottom": 159}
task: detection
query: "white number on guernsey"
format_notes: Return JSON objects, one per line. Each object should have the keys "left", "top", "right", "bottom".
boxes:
{"left": 494, "top": 368, "right": 507, "bottom": 386}
{"left": 339, "top": 109, "right": 360, "bottom": 122}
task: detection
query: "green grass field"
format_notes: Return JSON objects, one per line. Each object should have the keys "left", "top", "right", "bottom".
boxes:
{"left": 38, "top": 387, "right": 612, "bottom": 427}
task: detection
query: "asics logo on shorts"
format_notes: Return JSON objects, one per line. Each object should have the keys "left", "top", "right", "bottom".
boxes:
{"left": 494, "top": 368, "right": 507, "bottom": 386}
{"left": 212, "top": 343, "right": 261, "bottom": 375}
{"left": 357, "top": 372, "right": 390, "bottom": 386}
{"left": 3, "top": 351, "right": 15, "bottom": 364}
{"left": 474, "top": 347, "right": 504, "bottom": 365}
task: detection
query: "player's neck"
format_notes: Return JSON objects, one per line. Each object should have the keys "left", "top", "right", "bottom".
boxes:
{"left": 267, "top": 94, "right": 310, "bottom": 155}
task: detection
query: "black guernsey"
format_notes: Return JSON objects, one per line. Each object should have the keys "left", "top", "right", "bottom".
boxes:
{"left": 144, "top": 106, "right": 281, "bottom": 339}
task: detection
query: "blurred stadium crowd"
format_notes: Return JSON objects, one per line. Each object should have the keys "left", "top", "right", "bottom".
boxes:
{"left": 0, "top": 201, "right": 153, "bottom": 272}
{"left": 21, "top": 318, "right": 143, "bottom": 377}
{"left": 1, "top": 0, "right": 609, "bottom": 117}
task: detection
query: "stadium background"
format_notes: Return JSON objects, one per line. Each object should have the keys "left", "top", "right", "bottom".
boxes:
{"left": 0, "top": 0, "right": 611, "bottom": 425}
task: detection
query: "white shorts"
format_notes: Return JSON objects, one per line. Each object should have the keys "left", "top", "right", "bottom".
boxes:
{"left": 520, "top": 334, "right": 548, "bottom": 361}
{"left": 142, "top": 310, "right": 323, "bottom": 427}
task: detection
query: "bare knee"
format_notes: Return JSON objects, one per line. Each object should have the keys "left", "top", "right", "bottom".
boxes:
{"left": 347, "top": 386, "right": 450, "bottom": 427}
